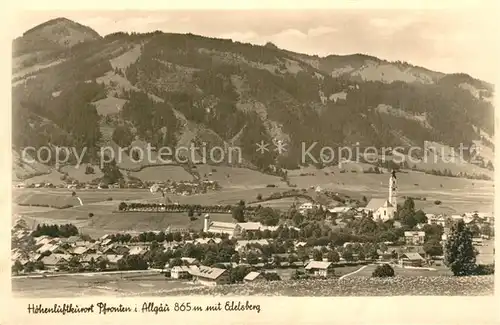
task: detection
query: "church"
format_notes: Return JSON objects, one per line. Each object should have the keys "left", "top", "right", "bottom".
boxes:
{"left": 365, "top": 170, "right": 398, "bottom": 221}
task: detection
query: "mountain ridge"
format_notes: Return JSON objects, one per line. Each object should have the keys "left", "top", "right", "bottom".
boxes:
{"left": 11, "top": 18, "right": 495, "bottom": 180}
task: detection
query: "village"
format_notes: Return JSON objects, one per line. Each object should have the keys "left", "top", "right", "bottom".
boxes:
{"left": 11, "top": 171, "right": 494, "bottom": 288}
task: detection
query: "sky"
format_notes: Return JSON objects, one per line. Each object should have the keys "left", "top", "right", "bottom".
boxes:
{"left": 11, "top": 10, "right": 498, "bottom": 82}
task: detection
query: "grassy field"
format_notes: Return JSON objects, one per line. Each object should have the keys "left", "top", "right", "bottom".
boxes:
{"left": 12, "top": 272, "right": 200, "bottom": 298}
{"left": 166, "top": 276, "right": 494, "bottom": 296}
{"left": 12, "top": 162, "right": 494, "bottom": 238}
{"left": 12, "top": 273, "right": 493, "bottom": 297}
{"left": 130, "top": 165, "right": 194, "bottom": 182}
{"left": 195, "top": 165, "right": 287, "bottom": 189}
{"left": 60, "top": 164, "right": 104, "bottom": 183}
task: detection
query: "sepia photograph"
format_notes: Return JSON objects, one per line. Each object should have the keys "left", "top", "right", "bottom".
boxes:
{"left": 9, "top": 7, "right": 496, "bottom": 301}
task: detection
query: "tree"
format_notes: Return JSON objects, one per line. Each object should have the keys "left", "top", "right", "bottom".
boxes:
{"left": 169, "top": 258, "right": 182, "bottom": 267}
{"left": 256, "top": 193, "right": 263, "bottom": 201}
{"left": 444, "top": 220, "right": 477, "bottom": 276}
{"left": 246, "top": 252, "right": 259, "bottom": 265}
{"left": 232, "top": 206, "right": 245, "bottom": 222}
{"left": 98, "top": 258, "right": 108, "bottom": 270}
{"left": 326, "top": 250, "right": 340, "bottom": 262}
{"left": 312, "top": 250, "right": 323, "bottom": 261}
{"left": 372, "top": 264, "right": 395, "bottom": 277}
{"left": 414, "top": 210, "right": 427, "bottom": 224}
{"left": 481, "top": 224, "right": 493, "bottom": 237}
{"left": 423, "top": 239, "right": 443, "bottom": 257}
{"left": 342, "top": 249, "right": 354, "bottom": 262}
{"left": 118, "top": 202, "right": 128, "bottom": 211}
{"left": 468, "top": 224, "right": 480, "bottom": 237}
{"left": 12, "top": 260, "right": 23, "bottom": 275}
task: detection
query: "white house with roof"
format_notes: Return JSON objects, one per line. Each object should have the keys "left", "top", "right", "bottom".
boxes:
{"left": 244, "top": 271, "right": 265, "bottom": 282}
{"left": 404, "top": 231, "right": 426, "bottom": 245}
{"left": 304, "top": 261, "right": 334, "bottom": 277}
{"left": 190, "top": 266, "right": 230, "bottom": 286}
{"left": 298, "top": 202, "right": 317, "bottom": 215}
{"left": 171, "top": 266, "right": 192, "bottom": 279}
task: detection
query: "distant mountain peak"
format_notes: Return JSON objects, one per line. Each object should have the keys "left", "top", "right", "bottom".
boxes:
{"left": 264, "top": 42, "right": 279, "bottom": 49}
{"left": 16, "top": 17, "right": 101, "bottom": 52}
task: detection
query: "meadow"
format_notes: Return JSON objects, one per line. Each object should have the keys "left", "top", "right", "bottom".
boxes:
{"left": 12, "top": 272, "right": 201, "bottom": 298}
{"left": 12, "top": 272, "right": 493, "bottom": 297}
{"left": 12, "top": 163, "right": 494, "bottom": 238}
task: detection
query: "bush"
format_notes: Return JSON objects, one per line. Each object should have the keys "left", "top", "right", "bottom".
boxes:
{"left": 474, "top": 263, "right": 494, "bottom": 275}
{"left": 256, "top": 194, "right": 263, "bottom": 201}
{"left": 372, "top": 264, "right": 395, "bottom": 277}
{"left": 107, "top": 197, "right": 113, "bottom": 201}
{"left": 266, "top": 184, "right": 276, "bottom": 188}
{"left": 434, "top": 200, "right": 442, "bottom": 205}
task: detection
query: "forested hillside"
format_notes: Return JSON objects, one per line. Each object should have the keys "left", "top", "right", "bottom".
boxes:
{"left": 12, "top": 18, "right": 494, "bottom": 173}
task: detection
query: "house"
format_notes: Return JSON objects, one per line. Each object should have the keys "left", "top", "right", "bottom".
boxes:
{"left": 294, "top": 241, "right": 307, "bottom": 249}
{"left": 366, "top": 199, "right": 396, "bottom": 221}
{"left": 64, "top": 236, "right": 80, "bottom": 245}
{"left": 237, "top": 222, "right": 265, "bottom": 232}
{"left": 171, "top": 266, "right": 192, "bottom": 279}
{"left": 399, "top": 252, "right": 425, "bottom": 267}
{"left": 404, "top": 231, "right": 426, "bottom": 245}
{"left": 41, "top": 254, "right": 71, "bottom": 270}
{"left": 305, "top": 261, "right": 334, "bottom": 277}
{"left": 244, "top": 271, "right": 265, "bottom": 282}
{"left": 194, "top": 238, "right": 222, "bottom": 245}
{"left": 129, "top": 246, "right": 148, "bottom": 256}
{"left": 36, "top": 243, "right": 67, "bottom": 255}
{"left": 70, "top": 247, "right": 89, "bottom": 256}
{"left": 298, "top": 202, "right": 316, "bottom": 215}
{"left": 327, "top": 206, "right": 354, "bottom": 217}
{"left": 235, "top": 239, "right": 270, "bottom": 252}
{"left": 190, "top": 266, "right": 230, "bottom": 286}
{"left": 80, "top": 254, "right": 105, "bottom": 268}
{"left": 105, "top": 254, "right": 124, "bottom": 269}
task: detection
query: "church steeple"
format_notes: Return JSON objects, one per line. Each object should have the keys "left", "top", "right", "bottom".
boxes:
{"left": 389, "top": 170, "right": 397, "bottom": 207}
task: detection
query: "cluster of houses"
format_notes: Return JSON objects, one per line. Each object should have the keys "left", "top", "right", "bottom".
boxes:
{"left": 15, "top": 179, "right": 220, "bottom": 197}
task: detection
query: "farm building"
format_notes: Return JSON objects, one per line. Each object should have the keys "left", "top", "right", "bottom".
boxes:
{"left": 190, "top": 266, "right": 230, "bottom": 286}
{"left": 105, "top": 254, "right": 124, "bottom": 269}
{"left": 244, "top": 271, "right": 265, "bottom": 283}
{"left": 399, "top": 252, "right": 425, "bottom": 267}
{"left": 41, "top": 254, "right": 71, "bottom": 270}
{"left": 304, "top": 261, "right": 334, "bottom": 278}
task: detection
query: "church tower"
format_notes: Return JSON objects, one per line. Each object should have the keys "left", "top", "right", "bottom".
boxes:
{"left": 388, "top": 170, "right": 397, "bottom": 207}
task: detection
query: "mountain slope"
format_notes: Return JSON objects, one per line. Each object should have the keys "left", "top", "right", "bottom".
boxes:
{"left": 11, "top": 18, "right": 494, "bottom": 176}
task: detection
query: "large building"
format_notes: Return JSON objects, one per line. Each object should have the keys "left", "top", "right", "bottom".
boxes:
{"left": 365, "top": 170, "right": 397, "bottom": 221}
{"left": 190, "top": 265, "right": 230, "bottom": 286}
